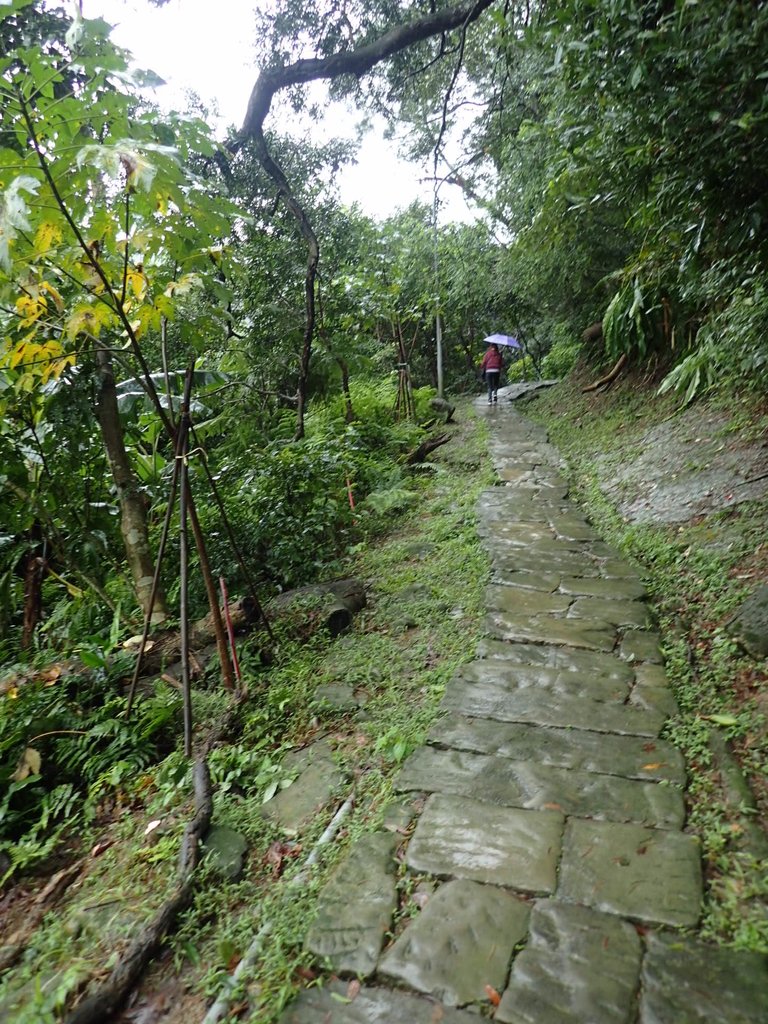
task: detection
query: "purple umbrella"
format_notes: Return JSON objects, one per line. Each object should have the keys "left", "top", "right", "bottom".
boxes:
{"left": 483, "top": 333, "right": 521, "bottom": 349}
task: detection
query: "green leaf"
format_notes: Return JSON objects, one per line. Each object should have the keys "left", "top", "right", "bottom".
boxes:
{"left": 705, "top": 713, "right": 738, "bottom": 727}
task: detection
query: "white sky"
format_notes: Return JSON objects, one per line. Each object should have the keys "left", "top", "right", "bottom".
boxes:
{"left": 81, "top": 0, "right": 475, "bottom": 222}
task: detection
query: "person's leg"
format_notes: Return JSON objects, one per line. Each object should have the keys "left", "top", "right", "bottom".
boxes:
{"left": 487, "top": 371, "right": 498, "bottom": 403}
{"left": 487, "top": 372, "right": 494, "bottom": 403}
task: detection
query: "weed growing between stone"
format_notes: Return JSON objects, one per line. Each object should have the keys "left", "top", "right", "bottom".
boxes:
{"left": 527, "top": 376, "right": 768, "bottom": 952}
{"left": 0, "top": 402, "right": 493, "bottom": 1023}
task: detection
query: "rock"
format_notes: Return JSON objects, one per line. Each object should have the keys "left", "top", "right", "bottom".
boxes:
{"left": 313, "top": 683, "right": 363, "bottom": 711}
{"left": 261, "top": 738, "right": 344, "bottom": 836}
{"left": 727, "top": 585, "right": 768, "bottom": 658}
{"left": 379, "top": 879, "right": 530, "bottom": 1006}
{"left": 496, "top": 900, "right": 642, "bottom": 1024}
{"left": 202, "top": 825, "right": 248, "bottom": 881}
{"left": 305, "top": 833, "right": 398, "bottom": 976}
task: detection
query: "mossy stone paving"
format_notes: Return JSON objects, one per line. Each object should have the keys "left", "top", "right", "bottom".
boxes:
{"left": 281, "top": 396, "right": 767, "bottom": 1022}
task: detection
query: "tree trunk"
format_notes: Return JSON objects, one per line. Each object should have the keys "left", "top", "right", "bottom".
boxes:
{"left": 95, "top": 346, "right": 168, "bottom": 623}
{"left": 337, "top": 356, "right": 355, "bottom": 423}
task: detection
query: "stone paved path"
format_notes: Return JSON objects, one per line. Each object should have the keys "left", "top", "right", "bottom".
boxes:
{"left": 281, "top": 400, "right": 768, "bottom": 1023}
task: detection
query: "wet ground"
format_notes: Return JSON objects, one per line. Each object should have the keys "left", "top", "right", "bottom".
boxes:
{"left": 592, "top": 404, "right": 768, "bottom": 525}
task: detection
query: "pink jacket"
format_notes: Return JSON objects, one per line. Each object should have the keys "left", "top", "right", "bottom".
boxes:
{"left": 481, "top": 346, "right": 503, "bottom": 372}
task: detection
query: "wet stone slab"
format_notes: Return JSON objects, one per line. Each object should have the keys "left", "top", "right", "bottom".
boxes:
{"left": 639, "top": 931, "right": 768, "bottom": 1024}
{"left": 548, "top": 516, "right": 600, "bottom": 542}
{"left": 378, "top": 879, "right": 530, "bottom": 1006}
{"left": 278, "top": 980, "right": 481, "bottom": 1024}
{"left": 456, "top": 659, "right": 630, "bottom": 702}
{"left": 442, "top": 678, "right": 665, "bottom": 737}
{"left": 492, "top": 548, "right": 601, "bottom": 578}
{"left": 261, "top": 738, "right": 344, "bottom": 835}
{"left": 429, "top": 714, "right": 686, "bottom": 785}
{"left": 485, "top": 585, "right": 573, "bottom": 617}
{"left": 630, "top": 683, "right": 680, "bottom": 718}
{"left": 395, "top": 746, "right": 684, "bottom": 828}
{"left": 496, "top": 899, "right": 642, "bottom": 1024}
{"left": 477, "top": 521, "right": 555, "bottom": 542}
{"left": 598, "top": 558, "right": 644, "bottom": 580}
{"left": 558, "top": 819, "right": 702, "bottom": 927}
{"left": 405, "top": 793, "right": 563, "bottom": 893}
{"left": 497, "top": 465, "right": 538, "bottom": 483}
{"left": 630, "top": 663, "right": 679, "bottom": 716}
{"left": 488, "top": 569, "right": 560, "bottom": 592}
{"left": 304, "top": 833, "right": 398, "bottom": 976}
{"left": 567, "top": 596, "right": 651, "bottom": 629}
{"left": 620, "top": 631, "right": 664, "bottom": 664}
{"left": 559, "top": 575, "right": 647, "bottom": 600}
{"left": 475, "top": 640, "right": 635, "bottom": 681}
{"left": 487, "top": 536, "right": 587, "bottom": 558}
{"left": 485, "top": 610, "right": 616, "bottom": 651}
{"left": 489, "top": 441, "right": 562, "bottom": 463}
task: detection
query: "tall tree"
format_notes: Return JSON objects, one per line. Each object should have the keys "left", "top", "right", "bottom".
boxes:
{"left": 0, "top": 3, "right": 238, "bottom": 624}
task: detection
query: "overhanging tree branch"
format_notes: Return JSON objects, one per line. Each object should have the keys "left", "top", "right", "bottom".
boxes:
{"left": 239, "top": 0, "right": 497, "bottom": 139}
{"left": 234, "top": 0, "right": 497, "bottom": 438}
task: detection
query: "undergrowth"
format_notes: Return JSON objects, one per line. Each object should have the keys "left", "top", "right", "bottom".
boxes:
{"left": 0, "top": 399, "right": 493, "bottom": 1023}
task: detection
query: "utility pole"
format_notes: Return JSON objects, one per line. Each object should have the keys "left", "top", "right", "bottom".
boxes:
{"left": 433, "top": 185, "right": 444, "bottom": 398}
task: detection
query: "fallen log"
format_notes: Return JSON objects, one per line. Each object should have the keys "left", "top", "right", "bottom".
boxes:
{"left": 130, "top": 581, "right": 365, "bottom": 683}
{"left": 269, "top": 578, "right": 366, "bottom": 638}
{"left": 406, "top": 433, "right": 451, "bottom": 465}
{"left": 63, "top": 758, "right": 213, "bottom": 1024}
{"left": 128, "top": 596, "right": 261, "bottom": 676}
{"left": 582, "top": 352, "right": 628, "bottom": 393}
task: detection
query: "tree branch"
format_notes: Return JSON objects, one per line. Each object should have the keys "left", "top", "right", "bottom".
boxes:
{"left": 239, "top": 0, "right": 496, "bottom": 140}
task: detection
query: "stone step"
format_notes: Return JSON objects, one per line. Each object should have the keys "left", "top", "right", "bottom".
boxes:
{"left": 428, "top": 713, "right": 686, "bottom": 785}
{"left": 442, "top": 676, "right": 666, "bottom": 736}
{"left": 496, "top": 899, "right": 642, "bottom": 1024}
{"left": 278, "top": 980, "right": 481, "bottom": 1023}
{"left": 557, "top": 818, "right": 702, "bottom": 927}
{"left": 395, "top": 746, "right": 684, "bottom": 828}
{"left": 304, "top": 833, "right": 398, "bottom": 977}
{"left": 378, "top": 879, "right": 531, "bottom": 1007}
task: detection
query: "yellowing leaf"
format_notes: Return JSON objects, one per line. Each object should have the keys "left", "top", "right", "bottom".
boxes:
{"left": 15, "top": 293, "right": 46, "bottom": 327}
{"left": 13, "top": 746, "right": 41, "bottom": 781}
{"left": 40, "top": 280, "right": 65, "bottom": 313}
{"left": 641, "top": 762, "right": 662, "bottom": 771}
{"left": 125, "top": 268, "right": 147, "bottom": 300}
{"left": 65, "top": 303, "right": 115, "bottom": 341}
{"left": 165, "top": 273, "right": 201, "bottom": 297}
{"left": 66, "top": 307, "right": 100, "bottom": 340}
{"left": 34, "top": 221, "right": 63, "bottom": 255}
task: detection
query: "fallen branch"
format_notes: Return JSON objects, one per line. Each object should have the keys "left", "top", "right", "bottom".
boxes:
{"left": 406, "top": 433, "right": 451, "bottom": 465}
{"left": 63, "top": 758, "right": 213, "bottom": 1024}
{"left": 582, "top": 352, "right": 628, "bottom": 393}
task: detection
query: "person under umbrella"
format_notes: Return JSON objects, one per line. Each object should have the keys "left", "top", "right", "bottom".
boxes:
{"left": 480, "top": 342, "right": 503, "bottom": 404}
